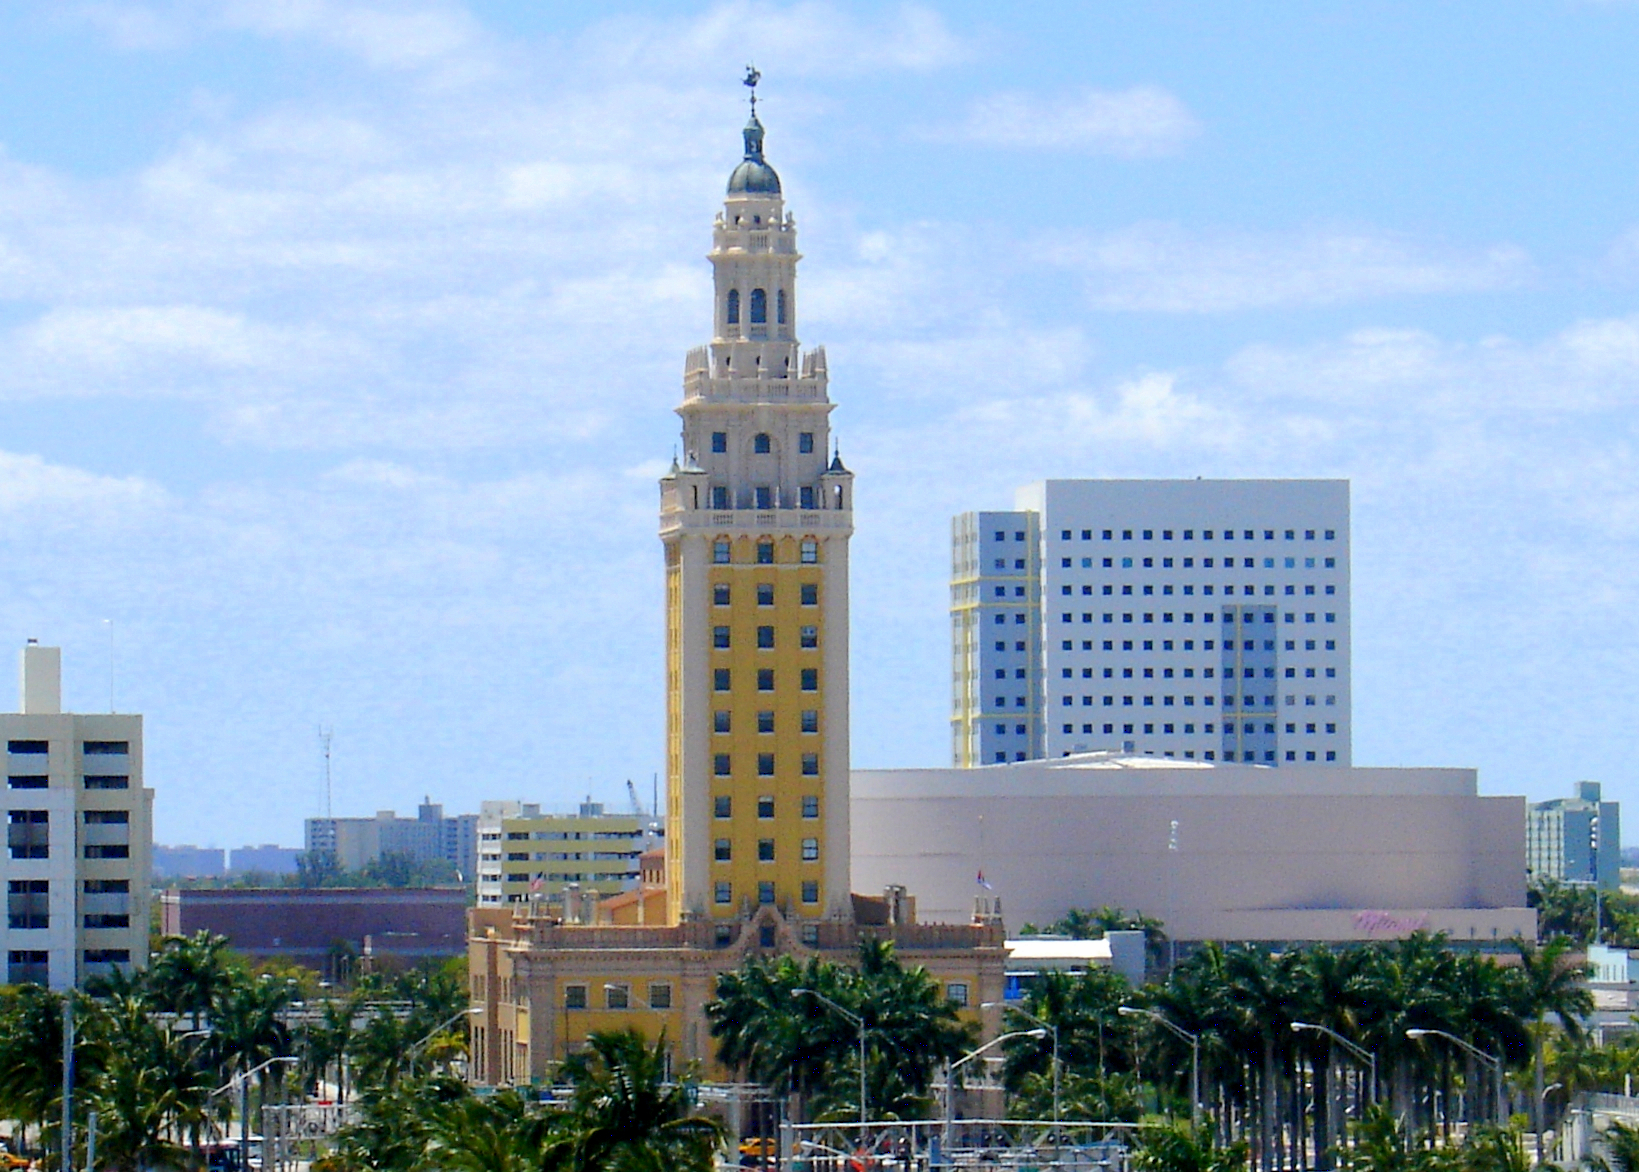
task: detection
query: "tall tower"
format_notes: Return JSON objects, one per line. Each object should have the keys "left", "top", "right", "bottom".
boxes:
{"left": 660, "top": 74, "right": 854, "bottom": 926}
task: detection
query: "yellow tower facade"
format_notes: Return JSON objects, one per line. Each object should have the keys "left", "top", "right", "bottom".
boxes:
{"left": 660, "top": 91, "right": 853, "bottom": 927}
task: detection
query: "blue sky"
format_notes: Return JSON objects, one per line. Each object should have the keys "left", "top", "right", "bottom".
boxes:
{"left": 2, "top": 1, "right": 1638, "bottom": 847}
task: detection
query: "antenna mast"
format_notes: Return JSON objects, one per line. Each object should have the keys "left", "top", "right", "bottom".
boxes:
{"left": 319, "top": 727, "right": 333, "bottom": 818}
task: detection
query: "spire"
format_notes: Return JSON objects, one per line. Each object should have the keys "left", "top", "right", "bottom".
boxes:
{"left": 727, "top": 66, "right": 781, "bottom": 195}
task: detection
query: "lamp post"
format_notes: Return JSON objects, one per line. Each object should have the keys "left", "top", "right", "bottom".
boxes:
{"left": 941, "top": 1029, "right": 1047, "bottom": 1155}
{"left": 981, "top": 1001, "right": 1061, "bottom": 1133}
{"left": 1292, "top": 1021, "right": 1377, "bottom": 1103}
{"left": 1406, "top": 1028, "right": 1505, "bottom": 1126}
{"left": 1538, "top": 1081, "right": 1564, "bottom": 1166}
{"left": 213, "top": 1056, "right": 299, "bottom": 1171}
{"left": 1121, "top": 1006, "right": 1200, "bottom": 1129}
{"left": 793, "top": 989, "right": 867, "bottom": 1128}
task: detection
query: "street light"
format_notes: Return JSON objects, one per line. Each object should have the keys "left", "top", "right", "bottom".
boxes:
{"left": 1121, "top": 1006, "right": 1200, "bottom": 1129}
{"left": 1291, "top": 1021, "right": 1377, "bottom": 1105}
{"left": 941, "top": 1029, "right": 1047, "bottom": 1154}
{"left": 1406, "top": 1028, "right": 1505, "bottom": 1125}
{"left": 407, "top": 1006, "right": 480, "bottom": 1057}
{"left": 793, "top": 989, "right": 868, "bottom": 1128}
{"left": 1538, "top": 1081, "right": 1565, "bottom": 1165}
{"left": 982, "top": 1001, "right": 1061, "bottom": 1132}
{"left": 214, "top": 1055, "right": 299, "bottom": 1171}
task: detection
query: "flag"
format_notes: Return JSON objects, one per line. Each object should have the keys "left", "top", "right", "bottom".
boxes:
{"left": 529, "top": 875, "right": 544, "bottom": 893}
{"left": 976, "top": 870, "right": 993, "bottom": 890}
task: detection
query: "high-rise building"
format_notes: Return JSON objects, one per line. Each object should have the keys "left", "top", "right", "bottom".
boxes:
{"left": 952, "top": 479, "right": 1351, "bottom": 767}
{"left": 659, "top": 97, "right": 854, "bottom": 926}
{"left": 1, "top": 641, "right": 152, "bottom": 989}
{"left": 1528, "top": 781, "right": 1620, "bottom": 891}
{"left": 468, "top": 80, "right": 1003, "bottom": 1087}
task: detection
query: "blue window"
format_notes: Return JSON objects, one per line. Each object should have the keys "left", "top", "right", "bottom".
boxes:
{"left": 726, "top": 289, "right": 740, "bottom": 324}
{"left": 777, "top": 289, "right": 788, "bottom": 324}
{"left": 754, "top": 433, "right": 771, "bottom": 454}
{"left": 799, "top": 432, "right": 814, "bottom": 453}
{"left": 711, "top": 431, "right": 727, "bottom": 453}
{"left": 750, "top": 288, "right": 768, "bottom": 324}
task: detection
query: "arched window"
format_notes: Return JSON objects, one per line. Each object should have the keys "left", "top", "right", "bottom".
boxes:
{"left": 754, "top": 433, "right": 772, "bottom": 454}
{"left": 777, "top": 290, "right": 788, "bottom": 325}
{"left": 750, "top": 288, "right": 767, "bottom": 324}
{"left": 726, "top": 289, "right": 740, "bottom": 325}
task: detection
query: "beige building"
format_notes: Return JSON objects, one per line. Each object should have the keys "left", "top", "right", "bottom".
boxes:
{"left": 2, "top": 641, "right": 152, "bottom": 989}
{"left": 468, "top": 81, "right": 1001, "bottom": 1088}
{"left": 474, "top": 800, "right": 650, "bottom": 908}
{"left": 852, "top": 752, "right": 1535, "bottom": 945}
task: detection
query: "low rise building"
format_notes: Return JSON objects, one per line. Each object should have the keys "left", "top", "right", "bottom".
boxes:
{"left": 306, "top": 798, "right": 475, "bottom": 877}
{"left": 229, "top": 844, "right": 300, "bottom": 876}
{"left": 1528, "top": 781, "right": 1620, "bottom": 891}
{"left": 1, "top": 642, "right": 152, "bottom": 989}
{"left": 153, "top": 844, "right": 226, "bottom": 880}
{"left": 852, "top": 752, "right": 1535, "bottom": 946}
{"left": 474, "top": 800, "right": 650, "bottom": 908}
{"left": 162, "top": 886, "right": 466, "bottom": 977}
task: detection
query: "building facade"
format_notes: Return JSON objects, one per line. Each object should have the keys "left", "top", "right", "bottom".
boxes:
{"left": 153, "top": 844, "right": 226, "bottom": 880}
{"left": 953, "top": 479, "right": 1351, "bottom": 766}
{"left": 2, "top": 642, "right": 152, "bottom": 989}
{"left": 473, "top": 800, "right": 649, "bottom": 907}
{"left": 853, "top": 753, "right": 1533, "bottom": 945}
{"left": 305, "top": 797, "right": 476, "bottom": 878}
{"left": 1528, "top": 781, "right": 1620, "bottom": 891}
{"left": 467, "top": 83, "right": 1002, "bottom": 1089}
{"left": 658, "top": 94, "right": 853, "bottom": 927}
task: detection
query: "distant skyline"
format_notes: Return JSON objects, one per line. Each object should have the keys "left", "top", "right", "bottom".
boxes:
{"left": 2, "top": 2, "right": 1638, "bottom": 846}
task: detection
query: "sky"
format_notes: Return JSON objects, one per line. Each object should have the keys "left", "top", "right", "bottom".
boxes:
{"left": 1, "top": 1, "right": 1638, "bottom": 848}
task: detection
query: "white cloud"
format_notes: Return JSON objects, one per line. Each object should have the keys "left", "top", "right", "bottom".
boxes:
{"left": 0, "top": 450, "right": 166, "bottom": 514}
{"left": 1052, "top": 223, "right": 1532, "bottom": 312}
{"left": 936, "top": 85, "right": 1200, "bottom": 156}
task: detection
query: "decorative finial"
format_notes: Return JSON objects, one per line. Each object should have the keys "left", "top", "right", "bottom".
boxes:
{"left": 744, "top": 65, "right": 761, "bottom": 115}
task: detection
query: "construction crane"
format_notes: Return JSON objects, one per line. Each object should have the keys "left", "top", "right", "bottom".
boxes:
{"left": 626, "top": 778, "right": 645, "bottom": 819}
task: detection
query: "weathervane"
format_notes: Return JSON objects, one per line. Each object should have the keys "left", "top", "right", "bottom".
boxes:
{"left": 744, "top": 65, "right": 761, "bottom": 115}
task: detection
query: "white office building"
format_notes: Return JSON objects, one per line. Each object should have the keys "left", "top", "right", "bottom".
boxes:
{"left": 2, "top": 641, "right": 152, "bottom": 989}
{"left": 953, "top": 480, "right": 1351, "bottom": 766}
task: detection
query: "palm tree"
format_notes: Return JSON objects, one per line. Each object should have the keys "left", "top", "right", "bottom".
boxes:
{"left": 148, "top": 930, "right": 243, "bottom": 1030}
{"left": 0, "top": 984, "right": 65, "bottom": 1149}
{"left": 708, "top": 952, "right": 852, "bottom": 1117}
{"left": 853, "top": 937, "right": 972, "bottom": 1115}
{"left": 1586, "top": 1120, "right": 1639, "bottom": 1172}
{"left": 559, "top": 1029, "right": 726, "bottom": 1172}
{"left": 84, "top": 981, "right": 213, "bottom": 1170}
{"left": 425, "top": 1087, "right": 563, "bottom": 1172}
{"left": 1507, "top": 936, "right": 1592, "bottom": 1160}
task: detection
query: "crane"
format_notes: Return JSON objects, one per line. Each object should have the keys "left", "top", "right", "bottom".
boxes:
{"left": 626, "top": 778, "right": 645, "bottom": 819}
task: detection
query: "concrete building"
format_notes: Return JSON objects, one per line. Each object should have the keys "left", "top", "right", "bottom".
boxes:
{"left": 163, "top": 886, "right": 466, "bottom": 977}
{"left": 153, "top": 844, "right": 226, "bottom": 880}
{"left": 953, "top": 480, "right": 1351, "bottom": 767}
{"left": 1528, "top": 781, "right": 1620, "bottom": 891}
{"left": 305, "top": 797, "right": 475, "bottom": 877}
{"left": 229, "top": 844, "right": 300, "bottom": 876}
{"left": 2, "top": 642, "right": 153, "bottom": 989}
{"left": 473, "top": 800, "right": 649, "bottom": 907}
{"left": 468, "top": 81, "right": 1002, "bottom": 1088}
{"left": 852, "top": 753, "right": 1534, "bottom": 946}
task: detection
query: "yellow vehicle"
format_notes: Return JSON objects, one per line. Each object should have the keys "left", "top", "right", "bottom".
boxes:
{"left": 0, "top": 1146, "right": 32, "bottom": 1170}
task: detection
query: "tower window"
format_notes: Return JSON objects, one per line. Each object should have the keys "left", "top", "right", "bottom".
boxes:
{"left": 758, "top": 881, "right": 775, "bottom": 904}
{"left": 757, "top": 795, "right": 775, "bottom": 818}
{"left": 714, "top": 838, "right": 731, "bottom": 862}
{"left": 714, "top": 881, "right": 732, "bottom": 904}
{"left": 714, "top": 796, "right": 732, "bottom": 818}
{"left": 713, "top": 584, "right": 731, "bottom": 605}
{"left": 711, "top": 431, "right": 727, "bottom": 453}
{"left": 799, "top": 625, "right": 818, "bottom": 648}
{"left": 801, "top": 880, "right": 819, "bottom": 903}
{"left": 713, "top": 540, "right": 730, "bottom": 564}
{"left": 801, "top": 753, "right": 819, "bottom": 776}
{"left": 800, "top": 486, "right": 815, "bottom": 509}
{"left": 714, "top": 711, "right": 731, "bottom": 733}
{"left": 754, "top": 433, "right": 772, "bottom": 454}
{"left": 757, "top": 839, "right": 775, "bottom": 861}
{"left": 758, "top": 711, "right": 775, "bottom": 733}
{"left": 800, "top": 583, "right": 817, "bottom": 605}
{"left": 800, "top": 540, "right": 818, "bottom": 564}
{"left": 714, "top": 754, "right": 731, "bottom": 776}
{"left": 801, "top": 837, "right": 819, "bottom": 861}
{"left": 802, "top": 795, "right": 819, "bottom": 818}
{"left": 756, "top": 541, "right": 774, "bottom": 564}
{"left": 713, "top": 669, "right": 730, "bottom": 691}
{"left": 757, "top": 669, "right": 774, "bottom": 691}
{"left": 713, "top": 626, "right": 731, "bottom": 649}
{"left": 711, "top": 486, "right": 729, "bottom": 509}
{"left": 777, "top": 289, "right": 788, "bottom": 324}
{"left": 758, "top": 583, "right": 775, "bottom": 605}
{"left": 800, "top": 710, "right": 819, "bottom": 733}
{"left": 750, "top": 288, "right": 767, "bottom": 324}
{"left": 757, "top": 753, "right": 774, "bottom": 776}
{"left": 800, "top": 668, "right": 818, "bottom": 692}
{"left": 757, "top": 626, "right": 774, "bottom": 649}
{"left": 726, "top": 289, "right": 740, "bottom": 324}
{"left": 799, "top": 431, "right": 814, "bottom": 453}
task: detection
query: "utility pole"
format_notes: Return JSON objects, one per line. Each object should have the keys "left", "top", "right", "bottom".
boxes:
{"left": 61, "top": 997, "right": 74, "bottom": 1172}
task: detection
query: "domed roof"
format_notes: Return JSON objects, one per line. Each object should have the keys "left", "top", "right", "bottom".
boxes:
{"left": 727, "top": 113, "right": 781, "bottom": 195}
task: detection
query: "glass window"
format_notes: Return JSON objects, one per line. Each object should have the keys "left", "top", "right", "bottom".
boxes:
{"left": 713, "top": 626, "right": 731, "bottom": 649}
{"left": 758, "top": 881, "right": 775, "bottom": 904}
{"left": 711, "top": 431, "right": 727, "bottom": 453}
{"left": 757, "top": 669, "right": 774, "bottom": 691}
{"left": 753, "top": 432, "right": 771, "bottom": 454}
{"left": 758, "top": 839, "right": 775, "bottom": 862}
{"left": 713, "top": 583, "right": 730, "bottom": 605}
{"left": 799, "top": 625, "right": 818, "bottom": 648}
{"left": 757, "top": 626, "right": 775, "bottom": 649}
{"left": 565, "top": 985, "right": 588, "bottom": 1010}
{"left": 649, "top": 982, "right": 673, "bottom": 1009}
{"left": 757, "top": 710, "right": 774, "bottom": 733}
{"left": 801, "top": 881, "right": 819, "bottom": 903}
{"left": 801, "top": 710, "right": 818, "bottom": 733}
{"left": 801, "top": 795, "right": 819, "bottom": 818}
{"left": 714, "top": 881, "right": 732, "bottom": 904}
{"left": 801, "top": 753, "right": 819, "bottom": 776}
{"left": 713, "top": 540, "right": 731, "bottom": 564}
{"left": 801, "top": 837, "right": 819, "bottom": 861}
{"left": 714, "top": 795, "right": 732, "bottom": 818}
{"left": 713, "top": 668, "right": 730, "bottom": 691}
{"left": 947, "top": 982, "right": 969, "bottom": 1007}
{"left": 714, "top": 839, "right": 731, "bottom": 862}
{"left": 800, "top": 583, "right": 817, "bottom": 606}
{"left": 726, "top": 289, "right": 740, "bottom": 324}
{"left": 799, "top": 431, "right": 814, "bottom": 453}
{"left": 757, "top": 753, "right": 775, "bottom": 776}
{"left": 714, "top": 754, "right": 731, "bottom": 776}
{"left": 606, "top": 985, "right": 630, "bottom": 1010}
{"left": 757, "top": 795, "right": 775, "bottom": 819}
{"left": 750, "top": 288, "right": 768, "bottom": 324}
{"left": 800, "top": 540, "right": 818, "bottom": 564}
{"left": 756, "top": 541, "right": 774, "bottom": 564}
{"left": 800, "top": 668, "right": 818, "bottom": 692}
{"left": 758, "top": 583, "right": 775, "bottom": 606}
